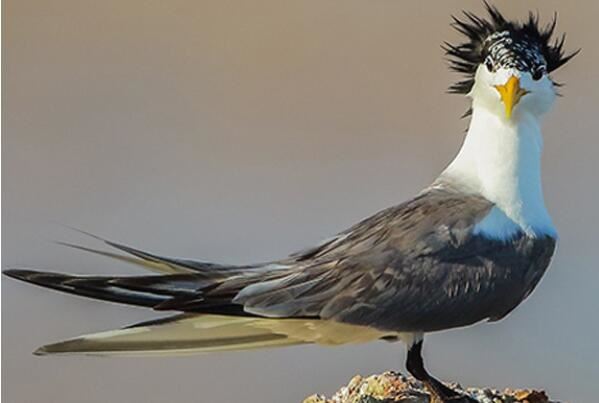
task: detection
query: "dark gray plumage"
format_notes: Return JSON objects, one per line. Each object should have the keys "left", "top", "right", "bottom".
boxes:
{"left": 4, "top": 184, "right": 556, "bottom": 334}
{"left": 233, "top": 185, "right": 556, "bottom": 332}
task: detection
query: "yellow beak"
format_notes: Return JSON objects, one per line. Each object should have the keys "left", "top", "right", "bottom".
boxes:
{"left": 494, "top": 76, "right": 528, "bottom": 119}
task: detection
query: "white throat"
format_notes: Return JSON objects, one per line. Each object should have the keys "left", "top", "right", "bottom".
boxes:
{"left": 441, "top": 106, "right": 556, "bottom": 239}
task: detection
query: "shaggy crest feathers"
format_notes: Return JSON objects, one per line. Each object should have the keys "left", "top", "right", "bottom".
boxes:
{"left": 444, "top": 1, "right": 579, "bottom": 95}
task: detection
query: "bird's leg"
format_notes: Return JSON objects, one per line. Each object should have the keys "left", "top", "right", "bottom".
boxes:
{"left": 406, "top": 340, "right": 477, "bottom": 403}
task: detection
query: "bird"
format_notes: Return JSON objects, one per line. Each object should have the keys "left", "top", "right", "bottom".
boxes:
{"left": 4, "top": 3, "right": 578, "bottom": 403}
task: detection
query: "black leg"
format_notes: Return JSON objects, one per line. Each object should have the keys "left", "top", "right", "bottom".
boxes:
{"left": 406, "top": 340, "right": 476, "bottom": 403}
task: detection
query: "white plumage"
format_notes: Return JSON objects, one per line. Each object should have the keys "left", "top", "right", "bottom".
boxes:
{"left": 443, "top": 65, "right": 557, "bottom": 240}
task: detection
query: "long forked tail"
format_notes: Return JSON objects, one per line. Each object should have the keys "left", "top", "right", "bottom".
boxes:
{"left": 3, "top": 235, "right": 292, "bottom": 355}
{"left": 2, "top": 266, "right": 310, "bottom": 355}
{"left": 3, "top": 235, "right": 394, "bottom": 355}
{"left": 3, "top": 270, "right": 391, "bottom": 356}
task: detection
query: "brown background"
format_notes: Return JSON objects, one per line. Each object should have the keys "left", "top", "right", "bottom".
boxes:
{"left": 3, "top": 1, "right": 598, "bottom": 402}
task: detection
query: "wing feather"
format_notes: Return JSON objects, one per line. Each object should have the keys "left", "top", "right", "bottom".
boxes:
{"left": 34, "top": 314, "right": 393, "bottom": 356}
{"left": 5, "top": 185, "right": 555, "bottom": 345}
{"left": 231, "top": 187, "right": 555, "bottom": 332}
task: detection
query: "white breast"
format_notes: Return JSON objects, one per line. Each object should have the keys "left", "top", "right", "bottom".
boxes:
{"left": 441, "top": 106, "right": 557, "bottom": 240}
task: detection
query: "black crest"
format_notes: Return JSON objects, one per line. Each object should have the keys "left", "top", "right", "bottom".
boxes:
{"left": 444, "top": 2, "right": 579, "bottom": 95}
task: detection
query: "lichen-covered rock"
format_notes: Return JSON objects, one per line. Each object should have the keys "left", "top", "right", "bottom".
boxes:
{"left": 303, "top": 371, "right": 558, "bottom": 403}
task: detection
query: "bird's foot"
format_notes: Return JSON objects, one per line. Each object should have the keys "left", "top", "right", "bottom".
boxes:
{"left": 424, "top": 380, "right": 478, "bottom": 403}
{"left": 437, "top": 394, "right": 478, "bottom": 403}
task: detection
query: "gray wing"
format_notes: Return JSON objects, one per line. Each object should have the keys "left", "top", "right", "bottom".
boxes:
{"left": 5, "top": 186, "right": 556, "bottom": 334}
{"left": 233, "top": 187, "right": 556, "bottom": 332}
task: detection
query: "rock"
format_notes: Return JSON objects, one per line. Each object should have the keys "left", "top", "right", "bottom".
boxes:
{"left": 303, "top": 371, "right": 558, "bottom": 403}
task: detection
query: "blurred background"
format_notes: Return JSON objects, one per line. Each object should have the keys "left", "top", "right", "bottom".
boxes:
{"left": 3, "top": 1, "right": 598, "bottom": 402}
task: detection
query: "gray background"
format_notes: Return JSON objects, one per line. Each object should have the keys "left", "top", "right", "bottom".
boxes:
{"left": 3, "top": 1, "right": 598, "bottom": 402}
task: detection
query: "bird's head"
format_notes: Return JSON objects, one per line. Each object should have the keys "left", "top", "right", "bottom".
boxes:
{"left": 445, "top": 2, "right": 579, "bottom": 121}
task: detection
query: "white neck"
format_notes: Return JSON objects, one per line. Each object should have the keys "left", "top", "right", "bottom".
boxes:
{"left": 440, "top": 106, "right": 556, "bottom": 239}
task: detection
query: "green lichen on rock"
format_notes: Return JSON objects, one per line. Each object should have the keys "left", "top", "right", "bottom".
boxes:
{"left": 304, "top": 371, "right": 557, "bottom": 403}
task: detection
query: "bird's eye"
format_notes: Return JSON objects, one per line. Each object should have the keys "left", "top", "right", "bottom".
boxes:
{"left": 531, "top": 66, "right": 546, "bottom": 81}
{"left": 484, "top": 58, "right": 494, "bottom": 73}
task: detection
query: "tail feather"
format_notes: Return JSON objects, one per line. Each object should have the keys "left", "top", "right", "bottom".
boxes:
{"left": 34, "top": 314, "right": 302, "bottom": 356}
{"left": 55, "top": 241, "right": 186, "bottom": 275}
{"left": 3, "top": 232, "right": 290, "bottom": 314}
{"left": 3, "top": 267, "right": 271, "bottom": 317}
{"left": 1, "top": 231, "right": 400, "bottom": 356}
{"left": 56, "top": 236, "right": 239, "bottom": 276}
{"left": 3, "top": 269, "right": 204, "bottom": 308}
{"left": 100, "top": 239, "right": 235, "bottom": 276}
{"left": 33, "top": 314, "right": 392, "bottom": 356}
